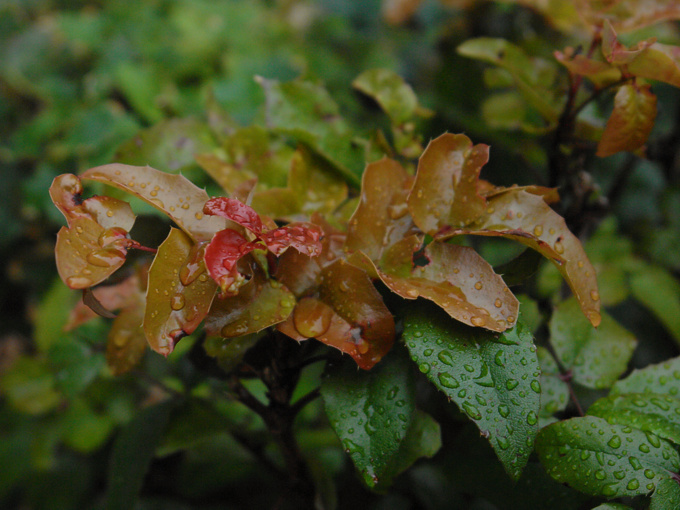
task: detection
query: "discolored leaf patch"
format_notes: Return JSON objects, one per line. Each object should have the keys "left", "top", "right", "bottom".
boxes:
{"left": 144, "top": 228, "right": 217, "bottom": 356}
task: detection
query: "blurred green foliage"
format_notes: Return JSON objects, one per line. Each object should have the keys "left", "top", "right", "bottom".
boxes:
{"left": 2, "top": 0, "right": 680, "bottom": 509}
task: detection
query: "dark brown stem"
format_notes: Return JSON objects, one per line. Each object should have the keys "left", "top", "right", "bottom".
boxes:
{"left": 542, "top": 341, "right": 585, "bottom": 417}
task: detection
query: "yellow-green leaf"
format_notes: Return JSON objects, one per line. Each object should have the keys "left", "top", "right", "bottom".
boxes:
{"left": 144, "top": 228, "right": 217, "bottom": 356}
{"left": 596, "top": 84, "right": 657, "bottom": 158}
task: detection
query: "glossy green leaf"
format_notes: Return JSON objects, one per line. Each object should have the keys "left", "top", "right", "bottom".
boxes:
{"left": 537, "top": 347, "right": 569, "bottom": 427}
{"left": 588, "top": 393, "right": 680, "bottom": 445}
{"left": 550, "top": 297, "right": 636, "bottom": 389}
{"left": 48, "top": 337, "right": 104, "bottom": 397}
{"left": 257, "top": 77, "right": 364, "bottom": 187}
{"left": 0, "top": 357, "right": 61, "bottom": 415}
{"left": 408, "top": 133, "right": 488, "bottom": 233}
{"left": 366, "top": 237, "right": 519, "bottom": 332}
{"left": 115, "top": 118, "right": 217, "bottom": 173}
{"left": 440, "top": 189, "right": 602, "bottom": 327}
{"left": 629, "top": 265, "right": 680, "bottom": 346}
{"left": 457, "top": 38, "right": 559, "bottom": 123}
{"left": 650, "top": 477, "right": 680, "bottom": 510}
{"left": 591, "top": 503, "right": 634, "bottom": 510}
{"left": 321, "top": 349, "right": 416, "bottom": 488}
{"left": 346, "top": 157, "right": 415, "bottom": 261}
{"left": 352, "top": 68, "right": 422, "bottom": 124}
{"left": 536, "top": 416, "right": 680, "bottom": 498}
{"left": 82, "top": 163, "right": 226, "bottom": 242}
{"left": 403, "top": 302, "right": 541, "bottom": 480}
{"left": 612, "top": 356, "right": 680, "bottom": 397}
{"left": 144, "top": 228, "right": 217, "bottom": 356}
{"left": 106, "top": 399, "right": 176, "bottom": 510}
{"left": 596, "top": 84, "right": 657, "bottom": 158}
{"left": 35, "top": 278, "right": 78, "bottom": 352}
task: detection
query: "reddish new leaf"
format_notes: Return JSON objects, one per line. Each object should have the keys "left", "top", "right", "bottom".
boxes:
{"left": 144, "top": 228, "right": 217, "bottom": 356}
{"left": 203, "top": 197, "right": 264, "bottom": 234}
{"left": 259, "top": 223, "right": 323, "bottom": 257}
{"left": 346, "top": 158, "right": 416, "bottom": 261}
{"left": 82, "top": 164, "right": 226, "bottom": 242}
{"left": 278, "top": 260, "right": 395, "bottom": 370}
{"left": 602, "top": 20, "right": 656, "bottom": 66}
{"left": 597, "top": 83, "right": 657, "bottom": 157}
{"left": 438, "top": 189, "right": 601, "bottom": 327}
{"left": 204, "top": 271, "right": 295, "bottom": 338}
{"left": 204, "top": 229, "right": 262, "bottom": 296}
{"left": 408, "top": 133, "right": 488, "bottom": 234}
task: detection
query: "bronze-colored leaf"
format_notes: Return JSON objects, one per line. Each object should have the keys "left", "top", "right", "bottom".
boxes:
{"left": 438, "top": 189, "right": 601, "bottom": 327}
{"left": 55, "top": 216, "right": 128, "bottom": 289}
{"left": 596, "top": 83, "right": 657, "bottom": 158}
{"left": 362, "top": 236, "right": 518, "bottom": 332}
{"left": 204, "top": 271, "right": 296, "bottom": 338}
{"left": 408, "top": 134, "right": 488, "bottom": 234}
{"left": 81, "top": 163, "right": 226, "bottom": 242}
{"left": 106, "top": 296, "right": 147, "bottom": 376}
{"left": 144, "top": 228, "right": 217, "bottom": 356}
{"left": 278, "top": 260, "right": 395, "bottom": 370}
{"left": 346, "top": 158, "right": 415, "bottom": 261}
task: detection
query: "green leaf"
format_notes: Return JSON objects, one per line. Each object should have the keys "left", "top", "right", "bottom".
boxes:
{"left": 48, "top": 337, "right": 104, "bottom": 397}
{"left": 82, "top": 163, "right": 226, "bottom": 242}
{"left": 321, "top": 348, "right": 416, "bottom": 488}
{"left": 34, "top": 278, "right": 78, "bottom": 352}
{"left": 650, "top": 477, "right": 680, "bottom": 510}
{"left": 402, "top": 302, "right": 541, "bottom": 480}
{"left": 590, "top": 504, "right": 634, "bottom": 510}
{"left": 257, "top": 77, "right": 364, "bottom": 188}
{"left": 60, "top": 398, "right": 115, "bottom": 453}
{"left": 106, "top": 399, "right": 176, "bottom": 510}
{"left": 536, "top": 416, "right": 680, "bottom": 498}
{"left": 144, "top": 228, "right": 217, "bottom": 356}
{"left": 611, "top": 356, "right": 680, "bottom": 397}
{"left": 374, "top": 409, "right": 441, "bottom": 490}
{"left": 588, "top": 393, "right": 680, "bottom": 445}
{"left": 596, "top": 83, "right": 657, "bottom": 158}
{"left": 408, "top": 133, "right": 488, "bottom": 232}
{"left": 0, "top": 357, "right": 61, "bottom": 415}
{"left": 629, "top": 264, "right": 680, "bottom": 346}
{"left": 537, "top": 347, "right": 569, "bottom": 427}
{"left": 549, "top": 297, "right": 636, "bottom": 389}
{"left": 352, "top": 68, "right": 422, "bottom": 124}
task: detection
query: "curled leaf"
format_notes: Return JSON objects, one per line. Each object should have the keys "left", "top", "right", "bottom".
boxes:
{"left": 438, "top": 189, "right": 601, "bottom": 327}
{"left": 81, "top": 163, "right": 226, "bottom": 242}
{"left": 203, "top": 229, "right": 261, "bottom": 296}
{"left": 597, "top": 83, "right": 657, "bottom": 158}
{"left": 408, "top": 133, "right": 488, "bottom": 234}
{"left": 144, "top": 228, "right": 217, "bottom": 356}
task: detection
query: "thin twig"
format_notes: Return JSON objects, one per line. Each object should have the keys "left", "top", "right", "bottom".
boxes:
{"left": 290, "top": 388, "right": 321, "bottom": 416}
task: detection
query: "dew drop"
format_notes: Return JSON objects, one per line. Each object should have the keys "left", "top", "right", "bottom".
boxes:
{"left": 530, "top": 380, "right": 541, "bottom": 393}
{"left": 533, "top": 225, "right": 543, "bottom": 237}
{"left": 66, "top": 276, "right": 93, "bottom": 288}
{"left": 470, "top": 316, "right": 484, "bottom": 327}
{"left": 418, "top": 363, "right": 431, "bottom": 374}
{"left": 644, "top": 469, "right": 655, "bottom": 479}
{"left": 494, "top": 299, "right": 502, "bottom": 308}
{"left": 438, "top": 351, "right": 454, "bottom": 366}
{"left": 526, "top": 411, "right": 538, "bottom": 425}
{"left": 494, "top": 350, "right": 506, "bottom": 367}
{"left": 497, "top": 436, "right": 510, "bottom": 450}
{"left": 423, "top": 348, "right": 433, "bottom": 357}
{"left": 629, "top": 457, "right": 643, "bottom": 470}
{"left": 171, "top": 293, "right": 185, "bottom": 311}
{"left": 554, "top": 241, "right": 564, "bottom": 254}
{"left": 627, "top": 479, "right": 640, "bottom": 490}
{"left": 594, "top": 469, "right": 606, "bottom": 480}
{"left": 498, "top": 405, "right": 510, "bottom": 418}
{"left": 608, "top": 435, "right": 622, "bottom": 448}
{"left": 506, "top": 379, "right": 519, "bottom": 390}
{"left": 580, "top": 451, "right": 591, "bottom": 460}
{"left": 406, "top": 289, "right": 418, "bottom": 298}
{"left": 438, "top": 372, "right": 459, "bottom": 389}
{"left": 590, "top": 290, "right": 600, "bottom": 301}
{"left": 462, "top": 402, "right": 482, "bottom": 420}
{"left": 645, "top": 432, "right": 661, "bottom": 448}
{"left": 474, "top": 281, "right": 483, "bottom": 290}
{"left": 87, "top": 248, "right": 125, "bottom": 267}
{"left": 464, "top": 364, "right": 475, "bottom": 373}
{"left": 639, "top": 443, "right": 650, "bottom": 453}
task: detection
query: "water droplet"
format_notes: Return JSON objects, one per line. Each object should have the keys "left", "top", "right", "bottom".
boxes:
{"left": 497, "top": 436, "right": 510, "bottom": 450}
{"left": 494, "top": 299, "right": 502, "bottom": 308}
{"left": 438, "top": 350, "right": 454, "bottom": 366}
{"left": 594, "top": 469, "right": 606, "bottom": 480}
{"left": 406, "top": 289, "right": 418, "bottom": 298}
{"left": 423, "top": 348, "right": 433, "bottom": 356}
{"left": 87, "top": 248, "right": 125, "bottom": 267}
{"left": 438, "top": 372, "right": 459, "bottom": 389}
{"left": 646, "top": 432, "right": 661, "bottom": 448}
{"left": 554, "top": 241, "right": 564, "bottom": 254}
{"left": 171, "top": 293, "right": 185, "bottom": 311}
{"left": 474, "top": 281, "right": 483, "bottom": 290}
{"left": 607, "top": 435, "right": 621, "bottom": 448}
{"left": 66, "top": 275, "right": 93, "bottom": 288}
{"left": 470, "top": 316, "right": 484, "bottom": 327}
{"left": 506, "top": 379, "right": 519, "bottom": 390}
{"left": 629, "top": 456, "right": 642, "bottom": 470}
{"left": 627, "top": 479, "right": 640, "bottom": 490}
{"left": 339, "top": 280, "right": 350, "bottom": 292}
{"left": 530, "top": 380, "right": 541, "bottom": 393}
{"left": 475, "top": 395, "right": 487, "bottom": 406}
{"left": 413, "top": 331, "right": 423, "bottom": 338}
{"left": 639, "top": 443, "right": 650, "bottom": 453}
{"left": 458, "top": 389, "right": 467, "bottom": 398}
{"left": 498, "top": 405, "right": 510, "bottom": 418}
{"left": 418, "top": 363, "right": 430, "bottom": 374}
{"left": 464, "top": 364, "right": 475, "bottom": 373}
{"left": 494, "top": 350, "right": 505, "bottom": 367}
{"left": 526, "top": 411, "right": 537, "bottom": 425}
{"left": 387, "top": 388, "right": 398, "bottom": 400}
{"left": 462, "top": 402, "right": 482, "bottom": 420}
{"left": 590, "top": 290, "right": 600, "bottom": 301}
{"left": 580, "top": 451, "right": 591, "bottom": 460}
{"left": 651, "top": 397, "right": 670, "bottom": 411}
{"left": 644, "top": 469, "right": 655, "bottom": 479}
{"left": 533, "top": 225, "right": 543, "bottom": 236}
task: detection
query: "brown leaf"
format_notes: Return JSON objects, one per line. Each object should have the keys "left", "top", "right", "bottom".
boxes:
{"left": 106, "top": 296, "right": 147, "bottom": 376}
{"left": 438, "top": 189, "right": 601, "bottom": 327}
{"left": 597, "top": 83, "right": 657, "bottom": 157}
{"left": 204, "top": 271, "right": 296, "bottom": 338}
{"left": 82, "top": 164, "right": 226, "bottom": 242}
{"left": 143, "top": 228, "right": 217, "bottom": 356}
{"left": 627, "top": 43, "right": 680, "bottom": 89}
{"left": 346, "top": 158, "right": 416, "bottom": 261}
{"left": 408, "top": 133, "right": 488, "bottom": 234}
{"left": 278, "top": 260, "right": 395, "bottom": 369}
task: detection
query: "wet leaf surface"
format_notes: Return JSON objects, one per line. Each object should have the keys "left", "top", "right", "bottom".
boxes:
{"left": 439, "top": 189, "right": 601, "bottom": 327}
{"left": 352, "top": 68, "right": 423, "bottom": 124}
{"left": 549, "top": 297, "right": 636, "bottom": 389}
{"left": 536, "top": 416, "right": 680, "bottom": 498}
{"left": 611, "top": 356, "right": 680, "bottom": 397}
{"left": 537, "top": 347, "right": 569, "bottom": 428}
{"left": 82, "top": 163, "right": 226, "bottom": 242}
{"left": 321, "top": 349, "right": 416, "bottom": 487}
{"left": 408, "top": 133, "right": 488, "bottom": 233}
{"left": 403, "top": 302, "right": 541, "bottom": 480}
{"left": 106, "top": 298, "right": 147, "bottom": 376}
{"left": 144, "top": 228, "right": 217, "bottom": 356}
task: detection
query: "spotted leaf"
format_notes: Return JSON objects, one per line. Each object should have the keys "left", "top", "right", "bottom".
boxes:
{"left": 438, "top": 189, "right": 601, "bottom": 327}
{"left": 144, "top": 228, "right": 217, "bottom": 356}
